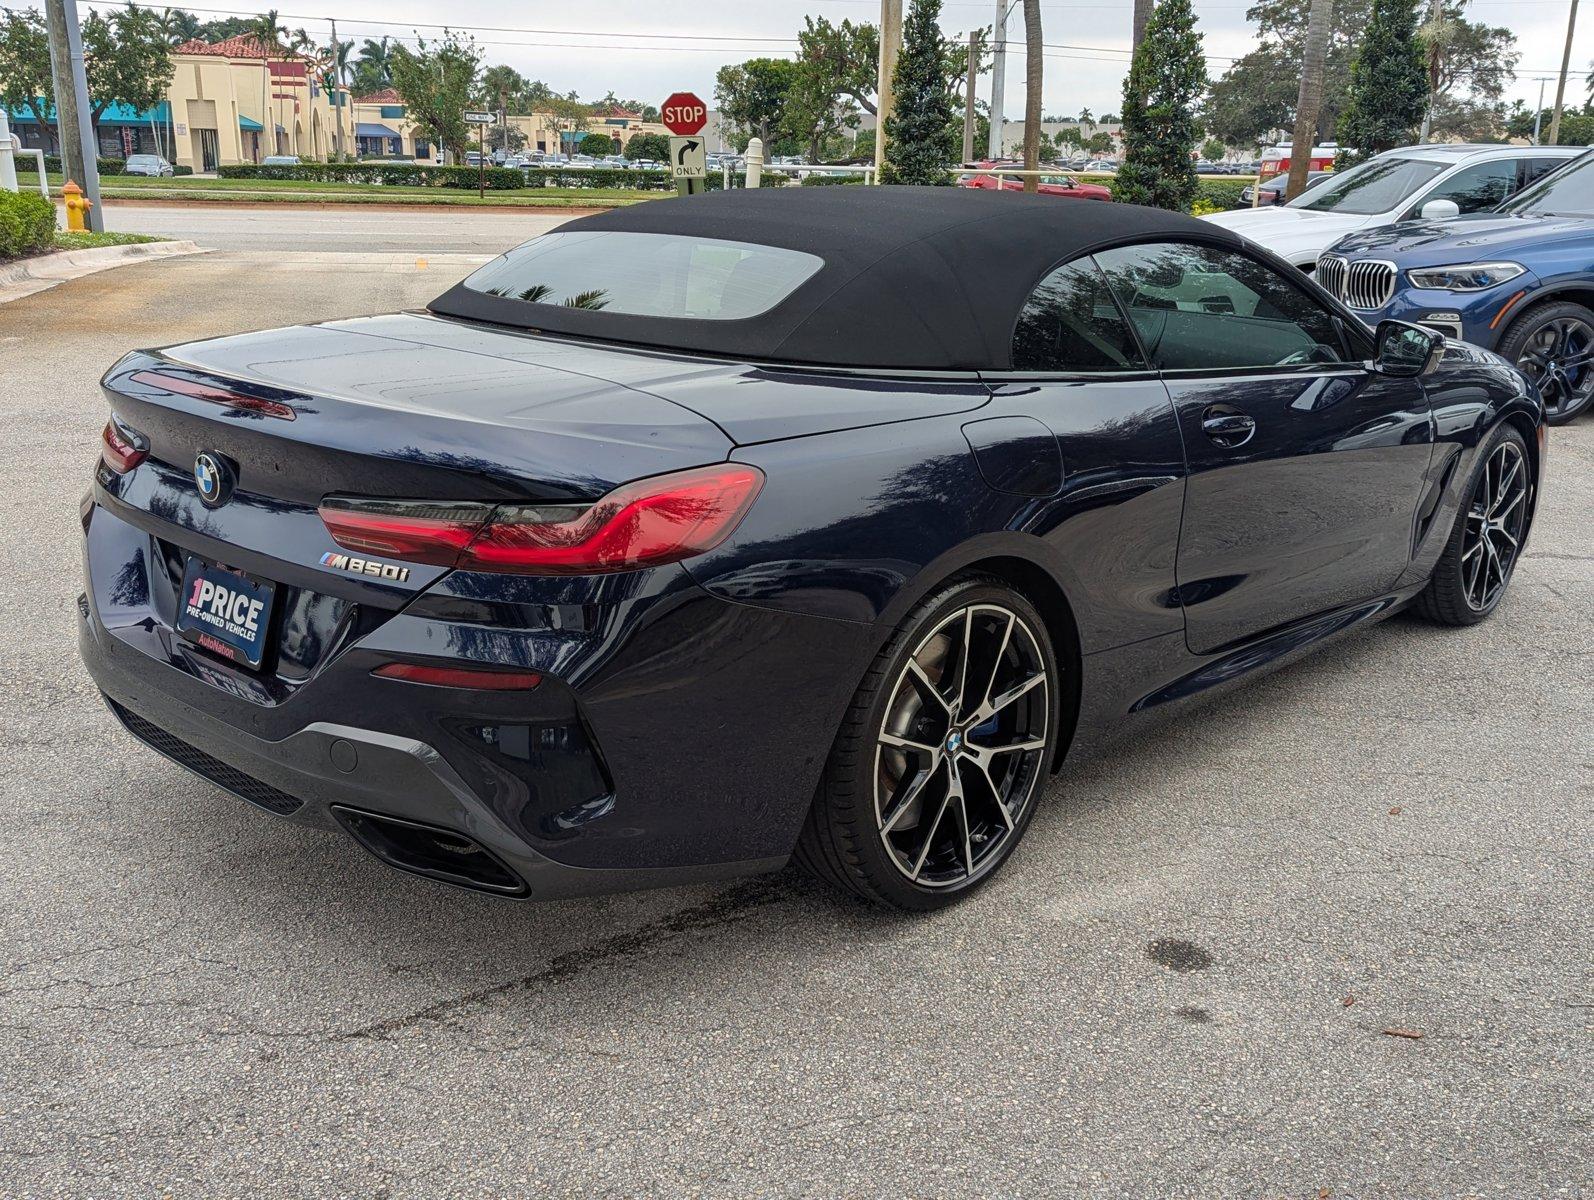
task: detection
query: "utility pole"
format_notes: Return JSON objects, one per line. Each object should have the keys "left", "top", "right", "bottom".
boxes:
{"left": 962, "top": 29, "right": 978, "bottom": 164}
{"left": 330, "top": 17, "right": 345, "bottom": 161}
{"left": 43, "top": 0, "right": 102, "bottom": 231}
{"left": 1534, "top": 77, "right": 1547, "bottom": 144}
{"left": 1417, "top": 0, "right": 1443, "bottom": 142}
{"left": 988, "top": 0, "right": 1008, "bottom": 159}
{"left": 873, "top": 0, "right": 903, "bottom": 177}
{"left": 1548, "top": 0, "right": 1580, "bottom": 144}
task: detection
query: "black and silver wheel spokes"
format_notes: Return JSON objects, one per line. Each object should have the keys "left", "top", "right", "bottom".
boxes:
{"left": 1461, "top": 441, "right": 1528, "bottom": 611}
{"left": 874, "top": 604, "right": 1050, "bottom": 888}
{"left": 1517, "top": 318, "right": 1594, "bottom": 418}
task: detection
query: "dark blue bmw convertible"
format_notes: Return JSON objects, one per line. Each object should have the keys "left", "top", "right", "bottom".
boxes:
{"left": 79, "top": 188, "right": 1544, "bottom": 910}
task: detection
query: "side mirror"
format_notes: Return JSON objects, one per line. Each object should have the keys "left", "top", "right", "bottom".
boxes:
{"left": 1372, "top": 319, "right": 1446, "bottom": 377}
{"left": 1420, "top": 198, "right": 1461, "bottom": 221}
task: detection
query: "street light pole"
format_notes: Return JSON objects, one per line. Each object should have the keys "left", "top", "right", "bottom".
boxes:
{"left": 1533, "top": 77, "right": 1547, "bottom": 144}
{"left": 988, "top": 0, "right": 1008, "bottom": 159}
{"left": 330, "top": 17, "right": 345, "bottom": 161}
{"left": 43, "top": 0, "right": 103, "bottom": 230}
{"left": 873, "top": 0, "right": 903, "bottom": 178}
{"left": 1548, "top": 0, "right": 1580, "bottom": 145}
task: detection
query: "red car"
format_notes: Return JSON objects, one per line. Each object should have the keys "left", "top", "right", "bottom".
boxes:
{"left": 958, "top": 162, "right": 1112, "bottom": 200}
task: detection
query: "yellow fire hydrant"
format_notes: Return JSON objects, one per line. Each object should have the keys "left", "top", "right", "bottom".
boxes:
{"left": 63, "top": 180, "right": 92, "bottom": 232}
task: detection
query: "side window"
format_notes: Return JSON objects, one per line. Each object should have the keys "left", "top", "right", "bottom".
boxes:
{"left": 1011, "top": 257, "right": 1146, "bottom": 371}
{"left": 1413, "top": 160, "right": 1517, "bottom": 215}
{"left": 1522, "top": 157, "right": 1569, "bottom": 190}
{"left": 1093, "top": 242, "right": 1348, "bottom": 372}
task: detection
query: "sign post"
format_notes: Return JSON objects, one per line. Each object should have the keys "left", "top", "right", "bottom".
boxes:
{"left": 465, "top": 109, "right": 493, "bottom": 198}
{"left": 661, "top": 92, "right": 708, "bottom": 197}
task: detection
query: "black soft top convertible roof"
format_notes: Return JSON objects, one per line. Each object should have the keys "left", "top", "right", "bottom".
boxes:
{"left": 428, "top": 185, "right": 1242, "bottom": 371}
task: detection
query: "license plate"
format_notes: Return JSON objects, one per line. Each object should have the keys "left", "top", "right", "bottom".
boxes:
{"left": 176, "top": 558, "right": 277, "bottom": 669}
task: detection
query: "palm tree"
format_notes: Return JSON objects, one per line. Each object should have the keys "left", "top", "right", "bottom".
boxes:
{"left": 1132, "top": 0, "right": 1154, "bottom": 51}
{"left": 1022, "top": 0, "right": 1042, "bottom": 191}
{"left": 1286, "top": 0, "right": 1333, "bottom": 200}
{"left": 1078, "top": 105, "right": 1094, "bottom": 136}
{"left": 153, "top": 6, "right": 199, "bottom": 45}
{"left": 250, "top": 9, "right": 288, "bottom": 157}
{"left": 354, "top": 36, "right": 393, "bottom": 93}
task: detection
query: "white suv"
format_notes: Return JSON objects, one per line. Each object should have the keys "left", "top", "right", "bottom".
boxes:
{"left": 1204, "top": 144, "right": 1581, "bottom": 270}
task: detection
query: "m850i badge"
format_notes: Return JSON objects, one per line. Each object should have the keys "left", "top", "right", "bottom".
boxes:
{"left": 320, "top": 551, "right": 411, "bottom": 583}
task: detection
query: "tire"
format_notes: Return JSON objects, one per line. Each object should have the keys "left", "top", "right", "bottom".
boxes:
{"left": 1496, "top": 300, "right": 1594, "bottom": 425}
{"left": 1413, "top": 424, "right": 1532, "bottom": 627}
{"left": 795, "top": 576, "right": 1060, "bottom": 911}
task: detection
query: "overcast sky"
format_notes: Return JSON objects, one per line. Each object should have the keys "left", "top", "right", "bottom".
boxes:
{"left": 65, "top": 0, "right": 1594, "bottom": 120}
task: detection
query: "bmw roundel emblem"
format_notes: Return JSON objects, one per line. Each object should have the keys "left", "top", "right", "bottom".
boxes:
{"left": 194, "top": 451, "right": 234, "bottom": 508}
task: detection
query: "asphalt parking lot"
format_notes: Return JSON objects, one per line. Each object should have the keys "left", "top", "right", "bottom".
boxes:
{"left": 2, "top": 249, "right": 1590, "bottom": 1197}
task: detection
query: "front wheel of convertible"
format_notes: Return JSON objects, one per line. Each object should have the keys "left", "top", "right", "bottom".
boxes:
{"left": 796, "top": 578, "right": 1059, "bottom": 910}
{"left": 1413, "top": 424, "right": 1532, "bottom": 627}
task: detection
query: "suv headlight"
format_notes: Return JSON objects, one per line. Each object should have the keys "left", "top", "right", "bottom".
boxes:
{"left": 1406, "top": 261, "right": 1525, "bottom": 291}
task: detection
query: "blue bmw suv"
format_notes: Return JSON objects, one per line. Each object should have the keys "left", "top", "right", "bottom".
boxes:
{"left": 1317, "top": 147, "right": 1594, "bottom": 423}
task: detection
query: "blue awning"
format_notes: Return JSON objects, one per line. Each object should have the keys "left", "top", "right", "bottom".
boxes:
{"left": 8, "top": 99, "right": 170, "bottom": 124}
{"left": 239, "top": 115, "right": 263, "bottom": 132}
{"left": 356, "top": 122, "right": 400, "bottom": 139}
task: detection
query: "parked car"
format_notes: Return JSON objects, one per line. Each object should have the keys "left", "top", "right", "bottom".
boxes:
{"left": 80, "top": 188, "right": 1541, "bottom": 910}
{"left": 261, "top": 155, "right": 300, "bottom": 167}
{"left": 1318, "top": 147, "right": 1594, "bottom": 424}
{"left": 1206, "top": 144, "right": 1582, "bottom": 269}
{"left": 959, "top": 162, "right": 1112, "bottom": 200}
{"left": 122, "top": 154, "right": 174, "bottom": 177}
{"left": 1238, "top": 170, "right": 1333, "bottom": 208}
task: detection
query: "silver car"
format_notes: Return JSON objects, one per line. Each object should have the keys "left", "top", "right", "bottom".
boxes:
{"left": 123, "top": 154, "right": 174, "bottom": 177}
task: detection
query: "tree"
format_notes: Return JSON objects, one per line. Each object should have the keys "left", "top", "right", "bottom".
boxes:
{"left": 579, "top": 133, "right": 615, "bottom": 156}
{"left": 1420, "top": 3, "right": 1519, "bottom": 141}
{"left": 153, "top": 7, "right": 202, "bottom": 45}
{"left": 477, "top": 64, "right": 526, "bottom": 111}
{"left": 798, "top": 17, "right": 881, "bottom": 115}
{"left": 1202, "top": 0, "right": 1373, "bottom": 150}
{"left": 882, "top": 0, "right": 958, "bottom": 184}
{"left": 1201, "top": 136, "right": 1227, "bottom": 159}
{"left": 352, "top": 36, "right": 394, "bottom": 94}
{"left": 389, "top": 30, "right": 480, "bottom": 161}
{"left": 1113, "top": 0, "right": 1205, "bottom": 211}
{"left": 1286, "top": 0, "right": 1333, "bottom": 201}
{"left": 1335, "top": 0, "right": 1426, "bottom": 158}
{"left": 624, "top": 132, "right": 670, "bottom": 162}
{"left": 1084, "top": 131, "right": 1115, "bottom": 155}
{"left": 714, "top": 58, "right": 797, "bottom": 146}
{"left": 83, "top": 7, "right": 177, "bottom": 148}
{"left": 0, "top": 8, "right": 55, "bottom": 149}
{"left": 1022, "top": 0, "right": 1043, "bottom": 190}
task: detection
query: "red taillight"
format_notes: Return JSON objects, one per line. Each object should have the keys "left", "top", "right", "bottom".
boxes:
{"left": 318, "top": 498, "right": 493, "bottom": 567}
{"left": 372, "top": 662, "right": 543, "bottom": 690}
{"left": 100, "top": 418, "right": 147, "bottom": 474}
{"left": 319, "top": 464, "right": 763, "bottom": 576}
{"left": 466, "top": 464, "right": 764, "bottom": 574}
{"left": 130, "top": 370, "right": 297, "bottom": 420}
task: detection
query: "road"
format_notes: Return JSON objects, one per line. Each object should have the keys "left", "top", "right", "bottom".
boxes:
{"left": 98, "top": 199, "right": 580, "bottom": 253}
{"left": 2, "top": 251, "right": 1590, "bottom": 1197}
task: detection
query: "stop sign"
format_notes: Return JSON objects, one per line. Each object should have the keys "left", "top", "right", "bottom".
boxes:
{"left": 661, "top": 92, "right": 708, "bottom": 136}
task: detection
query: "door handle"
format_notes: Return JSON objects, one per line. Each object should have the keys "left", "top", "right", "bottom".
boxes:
{"left": 1200, "top": 405, "right": 1257, "bottom": 448}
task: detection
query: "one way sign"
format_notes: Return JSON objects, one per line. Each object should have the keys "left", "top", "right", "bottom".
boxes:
{"left": 670, "top": 136, "right": 706, "bottom": 180}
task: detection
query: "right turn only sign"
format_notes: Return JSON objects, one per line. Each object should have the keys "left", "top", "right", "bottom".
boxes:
{"left": 670, "top": 136, "right": 706, "bottom": 180}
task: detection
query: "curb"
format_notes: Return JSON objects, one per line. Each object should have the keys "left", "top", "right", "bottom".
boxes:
{"left": 0, "top": 240, "right": 208, "bottom": 303}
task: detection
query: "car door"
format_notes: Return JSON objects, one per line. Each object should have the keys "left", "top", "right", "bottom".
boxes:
{"left": 1093, "top": 241, "right": 1435, "bottom": 655}
{"left": 986, "top": 255, "right": 1190, "bottom": 653}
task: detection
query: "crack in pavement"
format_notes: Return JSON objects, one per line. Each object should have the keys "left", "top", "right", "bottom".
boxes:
{"left": 338, "top": 876, "right": 788, "bottom": 1042}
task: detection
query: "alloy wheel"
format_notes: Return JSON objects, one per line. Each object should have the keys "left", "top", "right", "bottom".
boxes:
{"left": 873, "top": 604, "right": 1050, "bottom": 889}
{"left": 1461, "top": 439, "right": 1529, "bottom": 612}
{"left": 1515, "top": 316, "right": 1594, "bottom": 420}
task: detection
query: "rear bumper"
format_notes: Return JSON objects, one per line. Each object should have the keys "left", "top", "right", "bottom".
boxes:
{"left": 80, "top": 605, "right": 788, "bottom": 898}
{"left": 77, "top": 497, "right": 875, "bottom": 899}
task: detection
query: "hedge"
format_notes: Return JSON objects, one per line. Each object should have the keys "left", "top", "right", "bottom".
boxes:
{"left": 14, "top": 155, "right": 128, "bottom": 177}
{"left": 217, "top": 161, "right": 676, "bottom": 191}
{"left": 0, "top": 191, "right": 57, "bottom": 259}
{"left": 1194, "top": 178, "right": 1249, "bottom": 212}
